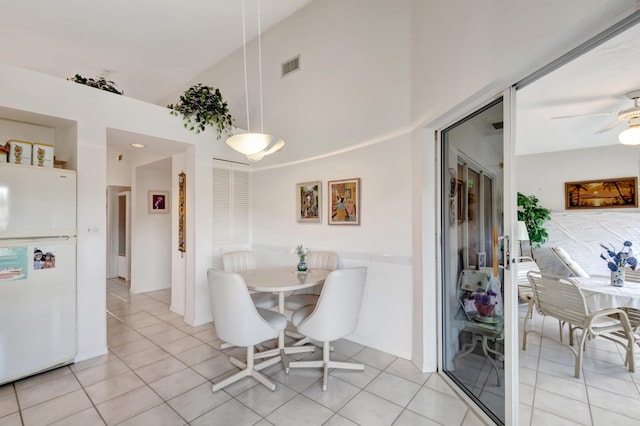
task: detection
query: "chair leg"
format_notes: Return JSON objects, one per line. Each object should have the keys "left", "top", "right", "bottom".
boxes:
{"left": 522, "top": 304, "right": 532, "bottom": 351}
{"left": 574, "top": 332, "right": 589, "bottom": 378}
{"left": 212, "top": 345, "right": 277, "bottom": 392}
{"left": 289, "top": 340, "right": 364, "bottom": 392}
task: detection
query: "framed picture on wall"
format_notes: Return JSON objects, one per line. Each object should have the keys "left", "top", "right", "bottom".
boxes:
{"left": 148, "top": 190, "right": 170, "bottom": 214}
{"left": 296, "top": 181, "right": 321, "bottom": 223}
{"left": 328, "top": 178, "right": 360, "bottom": 225}
{"left": 565, "top": 176, "right": 638, "bottom": 210}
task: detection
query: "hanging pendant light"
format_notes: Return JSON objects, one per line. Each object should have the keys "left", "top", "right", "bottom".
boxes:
{"left": 226, "top": 0, "right": 285, "bottom": 161}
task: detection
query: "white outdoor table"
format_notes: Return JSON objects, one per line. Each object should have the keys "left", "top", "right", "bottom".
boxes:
{"left": 573, "top": 276, "right": 640, "bottom": 311}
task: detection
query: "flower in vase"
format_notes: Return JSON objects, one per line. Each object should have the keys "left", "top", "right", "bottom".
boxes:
{"left": 599, "top": 241, "right": 638, "bottom": 272}
{"left": 474, "top": 288, "right": 498, "bottom": 317}
{"left": 291, "top": 244, "right": 310, "bottom": 261}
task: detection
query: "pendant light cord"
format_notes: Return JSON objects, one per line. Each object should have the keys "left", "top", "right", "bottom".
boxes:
{"left": 241, "top": 0, "right": 265, "bottom": 134}
{"left": 257, "top": 0, "right": 264, "bottom": 133}
{"left": 241, "top": 0, "right": 251, "bottom": 132}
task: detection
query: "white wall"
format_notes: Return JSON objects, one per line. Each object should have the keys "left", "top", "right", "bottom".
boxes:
{"left": 517, "top": 144, "right": 640, "bottom": 276}
{"left": 131, "top": 162, "right": 172, "bottom": 293}
{"left": 171, "top": 153, "right": 187, "bottom": 315}
{"left": 252, "top": 136, "right": 413, "bottom": 357}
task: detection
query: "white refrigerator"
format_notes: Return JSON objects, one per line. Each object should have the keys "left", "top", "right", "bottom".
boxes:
{"left": 0, "top": 163, "right": 77, "bottom": 385}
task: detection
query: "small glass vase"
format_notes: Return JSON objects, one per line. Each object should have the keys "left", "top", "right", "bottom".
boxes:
{"left": 611, "top": 268, "right": 625, "bottom": 287}
{"left": 297, "top": 257, "right": 308, "bottom": 272}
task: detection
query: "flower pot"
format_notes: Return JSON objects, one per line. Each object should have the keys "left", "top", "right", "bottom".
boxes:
{"left": 297, "top": 260, "right": 308, "bottom": 272}
{"left": 475, "top": 302, "right": 495, "bottom": 317}
{"left": 611, "top": 268, "right": 625, "bottom": 287}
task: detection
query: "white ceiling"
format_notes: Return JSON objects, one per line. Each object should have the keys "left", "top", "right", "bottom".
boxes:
{"left": 1, "top": 2, "right": 638, "bottom": 159}
{"left": 0, "top": 0, "right": 313, "bottom": 104}
{"left": 516, "top": 21, "right": 640, "bottom": 156}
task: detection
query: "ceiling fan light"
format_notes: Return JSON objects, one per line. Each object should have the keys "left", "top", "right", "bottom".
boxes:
{"left": 226, "top": 133, "right": 271, "bottom": 155}
{"left": 619, "top": 126, "right": 640, "bottom": 145}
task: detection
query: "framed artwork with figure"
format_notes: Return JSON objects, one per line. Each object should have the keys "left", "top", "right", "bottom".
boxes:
{"left": 297, "top": 181, "right": 321, "bottom": 223}
{"left": 328, "top": 178, "right": 360, "bottom": 225}
{"left": 149, "top": 190, "right": 169, "bottom": 214}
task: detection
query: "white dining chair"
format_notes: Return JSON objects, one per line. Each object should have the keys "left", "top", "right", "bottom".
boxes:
{"left": 223, "top": 250, "right": 278, "bottom": 309}
{"left": 523, "top": 271, "right": 635, "bottom": 378}
{"left": 284, "top": 251, "right": 338, "bottom": 311}
{"left": 550, "top": 247, "right": 590, "bottom": 278}
{"left": 207, "top": 269, "right": 286, "bottom": 392}
{"left": 288, "top": 267, "right": 367, "bottom": 391}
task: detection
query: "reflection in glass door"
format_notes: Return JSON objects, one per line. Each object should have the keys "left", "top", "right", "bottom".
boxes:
{"left": 441, "top": 98, "right": 507, "bottom": 424}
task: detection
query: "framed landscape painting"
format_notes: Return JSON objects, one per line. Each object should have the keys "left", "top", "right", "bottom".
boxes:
{"left": 328, "top": 178, "right": 360, "bottom": 225}
{"left": 297, "top": 181, "right": 321, "bottom": 223}
{"left": 565, "top": 176, "right": 638, "bottom": 210}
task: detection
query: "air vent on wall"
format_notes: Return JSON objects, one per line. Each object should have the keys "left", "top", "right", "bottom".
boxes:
{"left": 281, "top": 55, "right": 300, "bottom": 78}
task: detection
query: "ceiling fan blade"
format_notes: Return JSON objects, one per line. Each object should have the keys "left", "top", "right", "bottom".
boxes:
{"left": 551, "top": 112, "right": 614, "bottom": 120}
{"left": 595, "top": 117, "right": 625, "bottom": 133}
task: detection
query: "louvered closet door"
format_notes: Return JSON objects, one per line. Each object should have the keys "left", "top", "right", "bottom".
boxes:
{"left": 212, "top": 160, "right": 250, "bottom": 270}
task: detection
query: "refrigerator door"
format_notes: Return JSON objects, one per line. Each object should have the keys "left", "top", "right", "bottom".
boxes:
{"left": 0, "top": 237, "right": 76, "bottom": 385}
{"left": 0, "top": 164, "right": 77, "bottom": 238}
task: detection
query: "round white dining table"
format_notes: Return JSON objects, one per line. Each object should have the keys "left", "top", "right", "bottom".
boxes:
{"left": 238, "top": 266, "right": 331, "bottom": 371}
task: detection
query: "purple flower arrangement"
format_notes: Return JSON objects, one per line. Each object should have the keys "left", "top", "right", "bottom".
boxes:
{"left": 474, "top": 288, "right": 498, "bottom": 306}
{"left": 599, "top": 241, "right": 638, "bottom": 272}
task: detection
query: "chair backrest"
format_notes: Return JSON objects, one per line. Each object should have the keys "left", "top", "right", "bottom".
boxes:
{"left": 626, "top": 268, "right": 640, "bottom": 283}
{"left": 297, "top": 267, "right": 367, "bottom": 342}
{"left": 517, "top": 256, "right": 540, "bottom": 285}
{"left": 223, "top": 251, "right": 256, "bottom": 272}
{"left": 527, "top": 271, "right": 590, "bottom": 325}
{"left": 550, "top": 247, "right": 590, "bottom": 277}
{"left": 207, "top": 269, "right": 279, "bottom": 347}
{"left": 307, "top": 251, "right": 338, "bottom": 271}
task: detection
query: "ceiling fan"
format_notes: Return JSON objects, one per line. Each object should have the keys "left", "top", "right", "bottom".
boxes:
{"left": 595, "top": 90, "right": 640, "bottom": 137}
{"left": 551, "top": 90, "right": 640, "bottom": 145}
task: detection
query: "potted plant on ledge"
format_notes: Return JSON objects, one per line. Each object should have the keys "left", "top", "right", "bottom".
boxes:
{"left": 167, "top": 83, "right": 235, "bottom": 139}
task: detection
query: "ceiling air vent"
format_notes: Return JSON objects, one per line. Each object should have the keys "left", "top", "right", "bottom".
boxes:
{"left": 281, "top": 55, "right": 300, "bottom": 78}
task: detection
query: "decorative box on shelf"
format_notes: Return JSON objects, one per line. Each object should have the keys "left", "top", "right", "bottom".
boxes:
{"left": 32, "top": 142, "right": 54, "bottom": 168}
{"left": 7, "top": 140, "right": 33, "bottom": 165}
{"left": 0, "top": 143, "right": 7, "bottom": 163}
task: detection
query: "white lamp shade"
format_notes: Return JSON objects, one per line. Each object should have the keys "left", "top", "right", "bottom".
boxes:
{"left": 516, "top": 221, "right": 530, "bottom": 242}
{"left": 619, "top": 126, "right": 640, "bottom": 145}
{"left": 226, "top": 133, "right": 272, "bottom": 155}
{"left": 244, "top": 137, "right": 285, "bottom": 162}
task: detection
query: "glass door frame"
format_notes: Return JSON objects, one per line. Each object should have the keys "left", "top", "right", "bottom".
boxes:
{"left": 435, "top": 87, "right": 518, "bottom": 425}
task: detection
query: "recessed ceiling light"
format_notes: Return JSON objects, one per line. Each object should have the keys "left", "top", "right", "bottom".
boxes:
{"left": 130, "top": 143, "right": 146, "bottom": 148}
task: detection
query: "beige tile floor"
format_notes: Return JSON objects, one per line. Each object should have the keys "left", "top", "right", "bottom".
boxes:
{"left": 518, "top": 302, "right": 640, "bottom": 425}
{"left": 3, "top": 279, "right": 638, "bottom": 425}
{"left": 0, "top": 278, "right": 485, "bottom": 426}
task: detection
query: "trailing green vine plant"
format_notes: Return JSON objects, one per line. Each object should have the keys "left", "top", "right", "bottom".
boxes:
{"left": 167, "top": 84, "right": 235, "bottom": 139}
{"left": 517, "top": 192, "right": 551, "bottom": 250}
{"left": 68, "top": 74, "right": 124, "bottom": 95}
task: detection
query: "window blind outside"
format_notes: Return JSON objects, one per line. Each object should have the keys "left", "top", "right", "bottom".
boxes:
{"left": 212, "top": 160, "right": 250, "bottom": 270}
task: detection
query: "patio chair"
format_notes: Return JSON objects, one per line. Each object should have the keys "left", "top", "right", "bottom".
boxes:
{"left": 516, "top": 256, "right": 539, "bottom": 303}
{"left": 523, "top": 271, "right": 635, "bottom": 378}
{"left": 550, "top": 246, "right": 590, "bottom": 277}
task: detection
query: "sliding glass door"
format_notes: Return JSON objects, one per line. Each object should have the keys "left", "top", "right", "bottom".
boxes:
{"left": 440, "top": 93, "right": 515, "bottom": 425}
